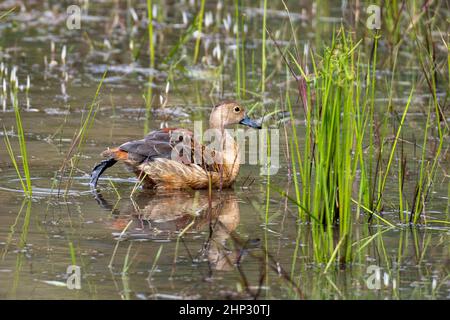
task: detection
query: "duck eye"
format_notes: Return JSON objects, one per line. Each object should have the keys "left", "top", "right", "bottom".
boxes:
{"left": 234, "top": 106, "right": 240, "bottom": 113}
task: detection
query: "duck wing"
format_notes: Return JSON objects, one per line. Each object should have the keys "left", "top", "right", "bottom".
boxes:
{"left": 118, "top": 128, "right": 194, "bottom": 164}
{"left": 92, "top": 128, "right": 226, "bottom": 189}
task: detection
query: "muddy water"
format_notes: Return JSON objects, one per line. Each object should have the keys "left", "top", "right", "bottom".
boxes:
{"left": 0, "top": 1, "right": 449, "bottom": 299}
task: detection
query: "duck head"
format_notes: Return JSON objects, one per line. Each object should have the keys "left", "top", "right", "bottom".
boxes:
{"left": 209, "top": 101, "right": 262, "bottom": 129}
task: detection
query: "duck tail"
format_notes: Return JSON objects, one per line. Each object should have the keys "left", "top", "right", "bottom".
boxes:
{"left": 90, "top": 157, "right": 118, "bottom": 189}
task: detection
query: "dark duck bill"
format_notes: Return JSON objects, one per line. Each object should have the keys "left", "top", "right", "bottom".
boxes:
{"left": 239, "top": 115, "right": 262, "bottom": 129}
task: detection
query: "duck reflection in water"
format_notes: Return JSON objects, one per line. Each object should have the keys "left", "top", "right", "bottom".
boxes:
{"left": 94, "top": 189, "right": 251, "bottom": 272}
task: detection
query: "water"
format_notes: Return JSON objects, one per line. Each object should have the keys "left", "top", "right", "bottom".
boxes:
{"left": 0, "top": 1, "right": 448, "bottom": 299}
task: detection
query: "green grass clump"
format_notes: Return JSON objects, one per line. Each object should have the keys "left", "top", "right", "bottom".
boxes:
{"left": 3, "top": 68, "right": 32, "bottom": 197}
{"left": 295, "top": 30, "right": 364, "bottom": 263}
{"left": 281, "top": 27, "right": 422, "bottom": 264}
{"left": 277, "top": 16, "right": 449, "bottom": 267}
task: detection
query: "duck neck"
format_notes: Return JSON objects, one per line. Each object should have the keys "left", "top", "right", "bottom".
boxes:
{"left": 209, "top": 124, "right": 240, "bottom": 177}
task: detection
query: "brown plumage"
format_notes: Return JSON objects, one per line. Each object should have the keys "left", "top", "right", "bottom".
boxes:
{"left": 90, "top": 101, "right": 261, "bottom": 190}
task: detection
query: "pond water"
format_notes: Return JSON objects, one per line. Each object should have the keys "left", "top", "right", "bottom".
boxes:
{"left": 0, "top": 1, "right": 448, "bottom": 299}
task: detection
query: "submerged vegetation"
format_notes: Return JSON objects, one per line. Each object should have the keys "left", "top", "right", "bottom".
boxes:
{"left": 0, "top": 0, "right": 448, "bottom": 299}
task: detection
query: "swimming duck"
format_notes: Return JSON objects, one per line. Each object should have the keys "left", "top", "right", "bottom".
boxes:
{"left": 90, "top": 101, "right": 261, "bottom": 190}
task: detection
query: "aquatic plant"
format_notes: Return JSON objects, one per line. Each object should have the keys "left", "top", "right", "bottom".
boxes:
{"left": 3, "top": 66, "right": 32, "bottom": 197}
{"left": 273, "top": 0, "right": 449, "bottom": 266}
{"left": 58, "top": 71, "right": 107, "bottom": 195}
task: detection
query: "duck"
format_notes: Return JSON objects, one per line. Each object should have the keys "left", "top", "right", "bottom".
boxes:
{"left": 90, "top": 101, "right": 261, "bottom": 190}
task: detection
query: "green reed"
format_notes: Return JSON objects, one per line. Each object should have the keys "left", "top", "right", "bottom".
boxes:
{"left": 147, "top": 0, "right": 155, "bottom": 69}
{"left": 234, "top": 0, "right": 241, "bottom": 97}
{"left": 375, "top": 87, "right": 414, "bottom": 213}
{"left": 285, "top": 29, "right": 363, "bottom": 262}
{"left": 406, "top": 8, "right": 448, "bottom": 224}
{"left": 281, "top": 25, "right": 424, "bottom": 264}
{"left": 240, "top": 8, "right": 247, "bottom": 98}
{"left": 231, "top": 0, "right": 248, "bottom": 98}
{"left": 193, "top": 0, "right": 206, "bottom": 64}
{"left": 3, "top": 71, "right": 32, "bottom": 197}
{"left": 59, "top": 70, "right": 107, "bottom": 195}
{"left": 261, "top": 0, "right": 267, "bottom": 93}
{"left": 69, "top": 241, "right": 77, "bottom": 265}
{"left": 11, "top": 199, "right": 31, "bottom": 297}
{"left": 0, "top": 6, "right": 15, "bottom": 21}
{"left": 145, "top": 0, "right": 155, "bottom": 133}
{"left": 279, "top": 10, "right": 449, "bottom": 266}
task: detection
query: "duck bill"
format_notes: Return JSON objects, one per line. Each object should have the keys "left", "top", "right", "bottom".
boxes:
{"left": 239, "top": 115, "right": 261, "bottom": 129}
